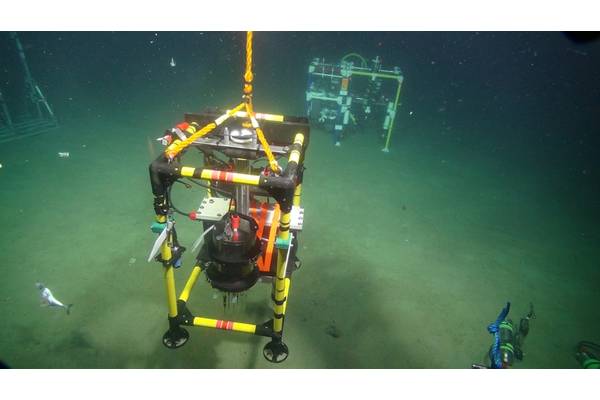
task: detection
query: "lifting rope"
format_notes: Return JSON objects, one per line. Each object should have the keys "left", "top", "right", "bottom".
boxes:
{"left": 165, "top": 31, "right": 280, "bottom": 173}
{"left": 165, "top": 103, "right": 245, "bottom": 159}
{"left": 243, "top": 31, "right": 254, "bottom": 103}
{"left": 241, "top": 31, "right": 280, "bottom": 173}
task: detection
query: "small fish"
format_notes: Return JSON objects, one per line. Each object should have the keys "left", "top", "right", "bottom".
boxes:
{"left": 169, "top": 57, "right": 176, "bottom": 68}
{"left": 36, "top": 283, "right": 72, "bottom": 315}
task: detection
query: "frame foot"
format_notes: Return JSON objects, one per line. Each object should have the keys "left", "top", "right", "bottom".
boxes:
{"left": 162, "top": 327, "right": 189, "bottom": 349}
{"left": 263, "top": 340, "right": 289, "bottom": 363}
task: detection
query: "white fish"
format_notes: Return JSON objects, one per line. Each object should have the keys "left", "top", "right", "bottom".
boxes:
{"left": 36, "top": 283, "right": 72, "bottom": 315}
{"left": 169, "top": 57, "right": 176, "bottom": 68}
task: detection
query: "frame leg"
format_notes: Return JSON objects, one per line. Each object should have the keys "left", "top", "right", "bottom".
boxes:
{"left": 161, "top": 234, "right": 189, "bottom": 349}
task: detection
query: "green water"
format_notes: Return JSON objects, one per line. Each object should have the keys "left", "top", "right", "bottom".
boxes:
{"left": 1, "top": 31, "right": 599, "bottom": 368}
{"left": 0, "top": 113, "right": 598, "bottom": 368}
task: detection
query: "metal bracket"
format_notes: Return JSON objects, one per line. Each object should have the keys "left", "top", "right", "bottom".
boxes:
{"left": 195, "top": 197, "right": 231, "bottom": 221}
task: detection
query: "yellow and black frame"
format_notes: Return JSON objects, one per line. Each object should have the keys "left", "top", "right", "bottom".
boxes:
{"left": 147, "top": 32, "right": 309, "bottom": 363}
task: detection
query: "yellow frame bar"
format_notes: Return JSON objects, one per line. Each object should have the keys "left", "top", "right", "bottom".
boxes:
{"left": 341, "top": 69, "right": 404, "bottom": 151}
{"left": 229, "top": 110, "right": 284, "bottom": 122}
{"left": 271, "top": 132, "right": 304, "bottom": 333}
{"left": 193, "top": 317, "right": 257, "bottom": 334}
{"left": 179, "top": 265, "right": 202, "bottom": 302}
{"left": 199, "top": 169, "right": 261, "bottom": 185}
{"left": 383, "top": 76, "right": 404, "bottom": 152}
{"left": 350, "top": 70, "right": 402, "bottom": 80}
{"left": 161, "top": 238, "right": 178, "bottom": 318}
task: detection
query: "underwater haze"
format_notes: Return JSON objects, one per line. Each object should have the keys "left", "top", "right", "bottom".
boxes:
{"left": 0, "top": 31, "right": 599, "bottom": 368}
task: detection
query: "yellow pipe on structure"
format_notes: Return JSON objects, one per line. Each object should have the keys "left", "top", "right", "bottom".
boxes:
{"left": 193, "top": 317, "right": 257, "bottom": 334}
{"left": 350, "top": 70, "right": 402, "bottom": 80}
{"left": 278, "top": 212, "right": 291, "bottom": 241}
{"left": 179, "top": 265, "right": 202, "bottom": 302}
{"left": 272, "top": 265, "right": 288, "bottom": 332}
{"left": 230, "top": 110, "right": 284, "bottom": 122}
{"left": 164, "top": 266, "right": 178, "bottom": 318}
{"left": 293, "top": 184, "right": 302, "bottom": 207}
{"left": 383, "top": 77, "right": 404, "bottom": 152}
{"left": 282, "top": 278, "right": 291, "bottom": 314}
{"left": 271, "top": 131, "right": 304, "bottom": 332}
{"left": 199, "top": 169, "right": 261, "bottom": 185}
{"left": 161, "top": 236, "right": 178, "bottom": 318}
{"left": 273, "top": 279, "right": 286, "bottom": 332}
{"left": 289, "top": 133, "right": 304, "bottom": 164}
{"left": 180, "top": 166, "right": 196, "bottom": 177}
{"left": 179, "top": 166, "right": 262, "bottom": 186}
{"left": 273, "top": 211, "right": 292, "bottom": 333}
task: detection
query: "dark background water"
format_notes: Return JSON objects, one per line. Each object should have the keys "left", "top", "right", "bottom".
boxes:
{"left": 2, "top": 32, "right": 599, "bottom": 134}
{"left": 3, "top": 31, "right": 598, "bottom": 222}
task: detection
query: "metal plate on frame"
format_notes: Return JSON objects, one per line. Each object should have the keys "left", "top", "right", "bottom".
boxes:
{"left": 195, "top": 197, "right": 231, "bottom": 221}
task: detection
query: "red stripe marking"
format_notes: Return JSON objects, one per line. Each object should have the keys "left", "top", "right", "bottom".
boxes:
{"left": 211, "top": 170, "right": 219, "bottom": 180}
{"left": 176, "top": 122, "right": 189, "bottom": 131}
{"left": 215, "top": 320, "right": 234, "bottom": 330}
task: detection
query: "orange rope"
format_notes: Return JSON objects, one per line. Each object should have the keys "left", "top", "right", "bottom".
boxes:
{"left": 165, "top": 103, "right": 245, "bottom": 159}
{"left": 243, "top": 31, "right": 253, "bottom": 103}
{"left": 244, "top": 102, "right": 280, "bottom": 173}
{"left": 164, "top": 31, "right": 278, "bottom": 174}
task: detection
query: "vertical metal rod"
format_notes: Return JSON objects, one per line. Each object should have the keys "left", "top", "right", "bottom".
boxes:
{"left": 0, "top": 89, "right": 14, "bottom": 129}
{"left": 234, "top": 158, "right": 250, "bottom": 215}
{"left": 10, "top": 32, "right": 35, "bottom": 87}
{"left": 36, "top": 85, "right": 55, "bottom": 119}
{"left": 382, "top": 77, "right": 404, "bottom": 152}
{"left": 10, "top": 32, "right": 56, "bottom": 123}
